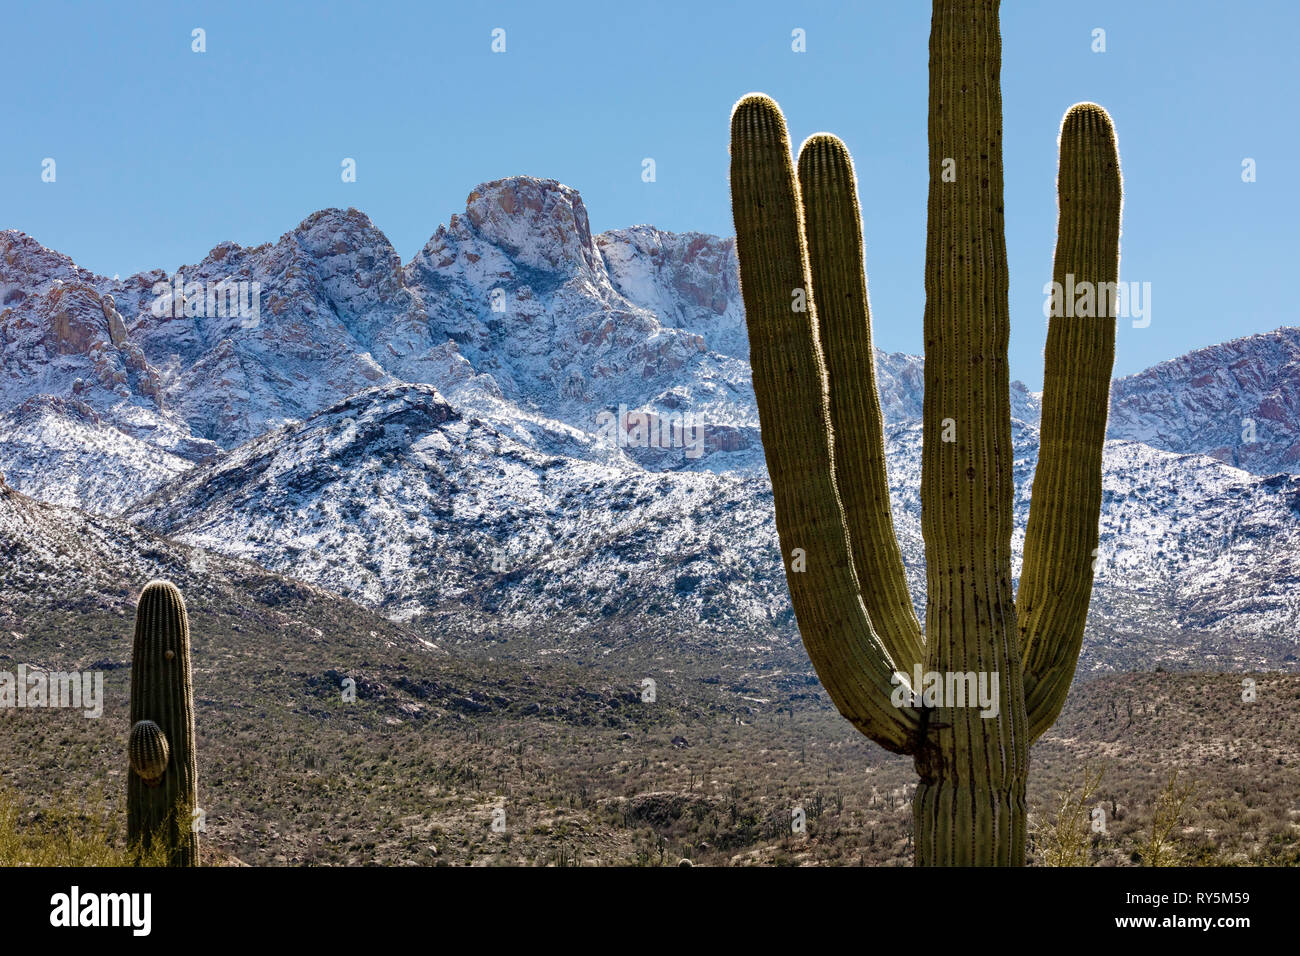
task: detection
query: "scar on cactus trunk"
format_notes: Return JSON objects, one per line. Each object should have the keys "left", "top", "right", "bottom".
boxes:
{"left": 128, "top": 580, "right": 199, "bottom": 866}
{"left": 729, "top": 0, "right": 1121, "bottom": 866}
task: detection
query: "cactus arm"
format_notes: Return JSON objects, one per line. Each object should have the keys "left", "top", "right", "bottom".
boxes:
{"left": 730, "top": 94, "right": 920, "bottom": 755}
{"left": 796, "top": 134, "right": 925, "bottom": 672}
{"left": 128, "top": 719, "right": 171, "bottom": 784}
{"left": 1017, "top": 103, "right": 1123, "bottom": 741}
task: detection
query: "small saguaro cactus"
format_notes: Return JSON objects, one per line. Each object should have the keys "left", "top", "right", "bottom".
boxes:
{"left": 127, "top": 580, "right": 199, "bottom": 866}
{"left": 729, "top": 0, "right": 1122, "bottom": 865}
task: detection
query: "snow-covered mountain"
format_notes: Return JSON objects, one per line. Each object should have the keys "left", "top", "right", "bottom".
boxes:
{"left": 0, "top": 395, "right": 193, "bottom": 513}
{"left": 2, "top": 179, "right": 1044, "bottom": 512}
{"left": 3, "top": 175, "right": 1298, "bottom": 676}
{"left": 1108, "top": 327, "right": 1300, "bottom": 475}
{"left": 119, "top": 380, "right": 1300, "bottom": 672}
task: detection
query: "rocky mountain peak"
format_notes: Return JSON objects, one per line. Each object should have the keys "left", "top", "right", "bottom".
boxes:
{"left": 1, "top": 229, "right": 92, "bottom": 294}
{"left": 597, "top": 226, "right": 744, "bottom": 359}
{"left": 459, "top": 177, "right": 600, "bottom": 274}
{"left": 290, "top": 208, "right": 402, "bottom": 276}
{"left": 1108, "top": 326, "right": 1300, "bottom": 474}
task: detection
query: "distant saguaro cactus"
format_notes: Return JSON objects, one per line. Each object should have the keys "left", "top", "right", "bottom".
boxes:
{"left": 127, "top": 580, "right": 199, "bottom": 866}
{"left": 729, "top": 0, "right": 1122, "bottom": 865}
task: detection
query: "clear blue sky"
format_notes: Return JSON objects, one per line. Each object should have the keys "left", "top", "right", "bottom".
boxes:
{"left": 3, "top": 0, "right": 1296, "bottom": 387}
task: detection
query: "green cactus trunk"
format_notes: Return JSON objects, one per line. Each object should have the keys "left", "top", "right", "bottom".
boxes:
{"left": 912, "top": 0, "right": 1028, "bottom": 867}
{"left": 729, "top": 0, "right": 1121, "bottom": 866}
{"left": 127, "top": 580, "right": 199, "bottom": 866}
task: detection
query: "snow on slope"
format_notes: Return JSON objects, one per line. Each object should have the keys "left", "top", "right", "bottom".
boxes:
{"left": 127, "top": 383, "right": 1300, "bottom": 672}
{"left": 0, "top": 396, "right": 192, "bottom": 512}
{"left": 1108, "top": 327, "right": 1300, "bottom": 475}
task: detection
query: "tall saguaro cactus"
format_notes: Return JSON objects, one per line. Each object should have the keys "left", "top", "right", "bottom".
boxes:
{"left": 128, "top": 580, "right": 199, "bottom": 866}
{"left": 729, "top": 0, "right": 1121, "bottom": 865}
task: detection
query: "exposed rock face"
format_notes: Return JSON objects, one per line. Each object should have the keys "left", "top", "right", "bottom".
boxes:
{"left": 48, "top": 282, "right": 110, "bottom": 354}
{"left": 0, "top": 236, "right": 171, "bottom": 446}
{"left": 101, "top": 294, "right": 128, "bottom": 347}
{"left": 405, "top": 178, "right": 723, "bottom": 432}
{"left": 598, "top": 227, "right": 745, "bottom": 359}
{"left": 464, "top": 177, "right": 601, "bottom": 274}
{"left": 1, "top": 229, "right": 91, "bottom": 287}
{"left": 1108, "top": 327, "right": 1300, "bottom": 475}
{"left": 126, "top": 207, "right": 423, "bottom": 447}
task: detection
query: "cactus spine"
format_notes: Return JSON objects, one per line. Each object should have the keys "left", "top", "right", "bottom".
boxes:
{"left": 729, "top": 0, "right": 1121, "bottom": 865}
{"left": 128, "top": 580, "right": 199, "bottom": 866}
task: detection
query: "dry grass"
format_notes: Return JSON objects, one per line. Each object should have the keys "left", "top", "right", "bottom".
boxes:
{"left": 2, "top": 594, "right": 1297, "bottom": 866}
{"left": 0, "top": 788, "right": 169, "bottom": 866}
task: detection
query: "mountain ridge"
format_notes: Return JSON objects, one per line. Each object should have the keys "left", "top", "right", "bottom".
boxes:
{"left": 4, "top": 175, "right": 1299, "bottom": 681}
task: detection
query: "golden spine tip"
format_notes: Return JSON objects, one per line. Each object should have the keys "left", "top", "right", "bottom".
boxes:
{"left": 797, "top": 134, "right": 856, "bottom": 190}
{"left": 1061, "top": 102, "right": 1118, "bottom": 145}
{"left": 141, "top": 578, "right": 184, "bottom": 603}
{"left": 1058, "top": 101, "right": 1122, "bottom": 204}
{"left": 730, "top": 93, "right": 788, "bottom": 147}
